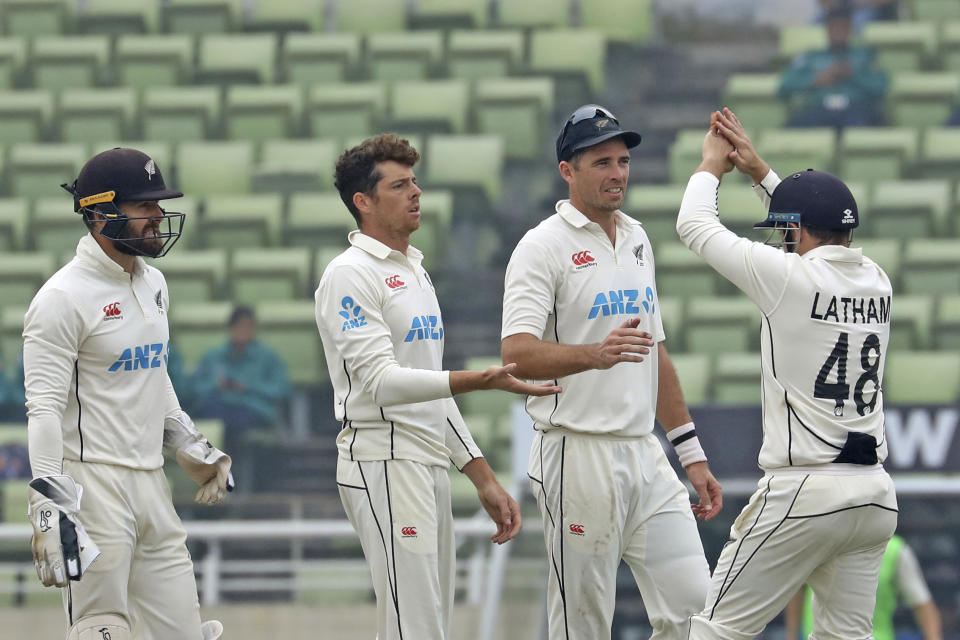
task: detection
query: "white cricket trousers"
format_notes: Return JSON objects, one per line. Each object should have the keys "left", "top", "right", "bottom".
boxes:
{"left": 62, "top": 459, "right": 203, "bottom": 640}
{"left": 529, "top": 429, "right": 710, "bottom": 640}
{"left": 337, "top": 457, "right": 455, "bottom": 640}
{"left": 690, "top": 468, "right": 898, "bottom": 640}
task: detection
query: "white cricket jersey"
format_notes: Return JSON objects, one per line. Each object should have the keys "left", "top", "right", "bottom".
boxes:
{"left": 24, "top": 234, "right": 180, "bottom": 477}
{"left": 502, "top": 200, "right": 665, "bottom": 437}
{"left": 678, "top": 171, "right": 891, "bottom": 470}
{"left": 315, "top": 231, "right": 481, "bottom": 470}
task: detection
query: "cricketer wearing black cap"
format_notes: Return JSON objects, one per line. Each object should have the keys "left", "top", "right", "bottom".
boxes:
{"left": 62, "top": 147, "right": 185, "bottom": 259}
{"left": 555, "top": 103, "right": 641, "bottom": 164}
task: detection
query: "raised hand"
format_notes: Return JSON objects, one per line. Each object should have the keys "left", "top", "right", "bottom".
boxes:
{"left": 712, "top": 107, "right": 771, "bottom": 184}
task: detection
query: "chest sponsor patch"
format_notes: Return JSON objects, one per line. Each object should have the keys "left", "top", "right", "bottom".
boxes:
{"left": 587, "top": 286, "right": 657, "bottom": 319}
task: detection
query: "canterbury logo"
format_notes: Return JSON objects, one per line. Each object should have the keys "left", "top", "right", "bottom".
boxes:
{"left": 103, "top": 302, "right": 122, "bottom": 317}
{"left": 401, "top": 527, "right": 417, "bottom": 537}
{"left": 569, "top": 524, "right": 585, "bottom": 535}
{"left": 571, "top": 250, "right": 595, "bottom": 266}
{"left": 385, "top": 275, "right": 405, "bottom": 289}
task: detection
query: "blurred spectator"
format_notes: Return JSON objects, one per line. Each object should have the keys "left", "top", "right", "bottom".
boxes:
{"left": 0, "top": 442, "right": 29, "bottom": 479}
{"left": 947, "top": 107, "right": 960, "bottom": 126}
{"left": 193, "top": 305, "right": 291, "bottom": 450}
{"left": 784, "top": 534, "right": 943, "bottom": 640}
{"left": 166, "top": 341, "right": 195, "bottom": 414}
{"left": 815, "top": 0, "right": 899, "bottom": 33}
{"left": 779, "top": 1, "right": 887, "bottom": 128}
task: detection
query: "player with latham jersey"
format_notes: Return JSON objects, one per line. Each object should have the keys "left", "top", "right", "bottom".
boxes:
{"left": 677, "top": 108, "right": 897, "bottom": 640}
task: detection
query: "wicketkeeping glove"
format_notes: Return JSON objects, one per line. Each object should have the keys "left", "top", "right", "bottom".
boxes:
{"left": 164, "top": 410, "right": 235, "bottom": 505}
{"left": 27, "top": 475, "right": 101, "bottom": 587}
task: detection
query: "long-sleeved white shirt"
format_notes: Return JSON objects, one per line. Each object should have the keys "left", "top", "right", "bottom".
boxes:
{"left": 315, "top": 231, "right": 481, "bottom": 470}
{"left": 678, "top": 171, "right": 891, "bottom": 470}
{"left": 24, "top": 234, "right": 180, "bottom": 477}
{"left": 501, "top": 200, "right": 665, "bottom": 437}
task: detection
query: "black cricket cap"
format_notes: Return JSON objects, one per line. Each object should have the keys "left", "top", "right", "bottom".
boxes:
{"left": 755, "top": 169, "right": 859, "bottom": 231}
{"left": 69, "top": 147, "right": 182, "bottom": 212}
{"left": 556, "top": 104, "right": 641, "bottom": 163}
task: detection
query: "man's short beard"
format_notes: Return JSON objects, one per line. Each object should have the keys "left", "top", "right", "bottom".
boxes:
{"left": 112, "top": 225, "right": 162, "bottom": 257}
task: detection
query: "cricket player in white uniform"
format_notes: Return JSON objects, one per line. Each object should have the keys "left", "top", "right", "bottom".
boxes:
{"left": 315, "top": 134, "right": 560, "bottom": 640}
{"left": 501, "top": 105, "right": 723, "bottom": 640}
{"left": 678, "top": 108, "right": 898, "bottom": 640}
{"left": 23, "top": 148, "right": 232, "bottom": 640}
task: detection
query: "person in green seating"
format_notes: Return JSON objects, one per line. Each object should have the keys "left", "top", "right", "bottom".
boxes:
{"left": 193, "top": 305, "right": 292, "bottom": 449}
{"left": 779, "top": 1, "right": 887, "bottom": 128}
{"left": 785, "top": 535, "right": 943, "bottom": 640}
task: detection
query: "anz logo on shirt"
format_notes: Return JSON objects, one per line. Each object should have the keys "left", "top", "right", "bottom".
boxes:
{"left": 339, "top": 296, "right": 367, "bottom": 332}
{"left": 404, "top": 315, "right": 443, "bottom": 342}
{"left": 108, "top": 343, "right": 168, "bottom": 372}
{"left": 587, "top": 286, "right": 657, "bottom": 319}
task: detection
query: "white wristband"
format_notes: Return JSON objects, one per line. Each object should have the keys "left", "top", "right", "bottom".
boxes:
{"left": 667, "top": 422, "right": 707, "bottom": 467}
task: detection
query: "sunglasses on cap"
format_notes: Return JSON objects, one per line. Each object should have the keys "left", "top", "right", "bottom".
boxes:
{"left": 557, "top": 105, "right": 620, "bottom": 152}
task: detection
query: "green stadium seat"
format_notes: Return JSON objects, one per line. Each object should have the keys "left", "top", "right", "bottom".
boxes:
{"left": 580, "top": 0, "right": 654, "bottom": 44}
{"left": 496, "top": 0, "right": 570, "bottom": 28}
{"left": 0, "top": 198, "right": 27, "bottom": 250}
{"left": 142, "top": 86, "right": 221, "bottom": 142}
{"left": 168, "top": 301, "right": 233, "bottom": 369}
{"left": 367, "top": 31, "right": 444, "bottom": 82}
{"left": 75, "top": 0, "right": 160, "bottom": 34}
{"left": 198, "top": 194, "right": 282, "bottom": 249}
{"left": 162, "top": 0, "right": 240, "bottom": 34}
{"left": 224, "top": 84, "right": 303, "bottom": 141}
{"left": 474, "top": 76, "right": 554, "bottom": 160}
{"left": 0, "top": 0, "right": 67, "bottom": 37}
{"left": 861, "top": 22, "right": 937, "bottom": 73}
{"left": 653, "top": 242, "right": 723, "bottom": 298}
{"left": 174, "top": 141, "right": 254, "bottom": 198}
{"left": 866, "top": 180, "right": 951, "bottom": 238}
{"left": 284, "top": 191, "right": 355, "bottom": 250}
{"left": 420, "top": 188, "right": 454, "bottom": 231}
{"left": 253, "top": 299, "right": 326, "bottom": 385}
{"left": 916, "top": 128, "right": 960, "bottom": 179}
{"left": 883, "top": 351, "right": 960, "bottom": 404}
{"left": 446, "top": 29, "right": 524, "bottom": 79}
{"left": 9, "top": 142, "right": 86, "bottom": 199}
{"left": 30, "top": 197, "right": 86, "bottom": 254}
{"left": 889, "top": 294, "right": 934, "bottom": 351}
{"left": 943, "top": 22, "right": 960, "bottom": 70}
{"left": 314, "top": 246, "right": 346, "bottom": 283}
{"left": 839, "top": 127, "right": 918, "bottom": 182}
{"left": 114, "top": 34, "right": 194, "bottom": 88}
{"left": 0, "top": 89, "right": 53, "bottom": 144}
{"left": 281, "top": 33, "right": 361, "bottom": 85}
{"left": 244, "top": 0, "right": 324, "bottom": 33}
{"left": 529, "top": 29, "right": 606, "bottom": 95}
{"left": 757, "top": 128, "right": 837, "bottom": 175}
{"left": 0, "top": 37, "right": 27, "bottom": 90}
{"left": 717, "top": 185, "right": 770, "bottom": 237}
{"left": 668, "top": 129, "right": 708, "bottom": 183}
{"left": 856, "top": 238, "right": 902, "bottom": 291}
{"left": 777, "top": 25, "right": 827, "bottom": 63}
{"left": 231, "top": 247, "right": 312, "bottom": 305}
{"left": 624, "top": 183, "right": 686, "bottom": 244}
{"left": 424, "top": 134, "right": 503, "bottom": 214}
{"left": 722, "top": 73, "right": 789, "bottom": 132}
{"left": 712, "top": 352, "right": 762, "bottom": 406}
{"left": 149, "top": 248, "right": 227, "bottom": 302}
{"left": 58, "top": 87, "right": 138, "bottom": 143}
{"left": 29, "top": 35, "right": 110, "bottom": 89}
{"left": 306, "top": 82, "right": 387, "bottom": 141}
{"left": 685, "top": 296, "right": 759, "bottom": 355}
{"left": 667, "top": 353, "right": 710, "bottom": 407}
{"left": 253, "top": 139, "right": 338, "bottom": 194}
{"left": 196, "top": 33, "right": 277, "bottom": 85}
{"left": 934, "top": 295, "right": 960, "bottom": 349}
{"left": 902, "top": 238, "right": 960, "bottom": 294}
{"left": 887, "top": 72, "right": 960, "bottom": 128}
{"left": 334, "top": 0, "right": 406, "bottom": 34}
{"left": 389, "top": 79, "right": 469, "bottom": 134}
{"left": 0, "top": 305, "right": 26, "bottom": 368}
{"left": 1, "top": 478, "right": 27, "bottom": 523}
{"left": 913, "top": 1, "right": 960, "bottom": 20}
{"left": 658, "top": 295, "right": 684, "bottom": 350}
{"left": 0, "top": 252, "right": 56, "bottom": 309}
{"left": 411, "top": 0, "right": 489, "bottom": 29}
